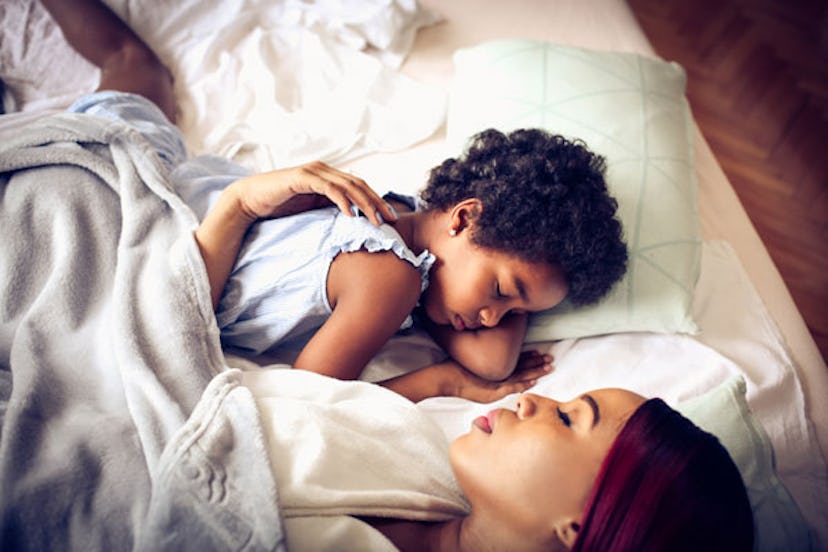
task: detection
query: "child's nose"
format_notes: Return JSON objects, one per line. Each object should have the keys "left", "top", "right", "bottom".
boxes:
{"left": 480, "top": 306, "right": 503, "bottom": 327}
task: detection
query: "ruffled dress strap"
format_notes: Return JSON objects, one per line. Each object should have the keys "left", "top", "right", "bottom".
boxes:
{"left": 328, "top": 212, "right": 435, "bottom": 330}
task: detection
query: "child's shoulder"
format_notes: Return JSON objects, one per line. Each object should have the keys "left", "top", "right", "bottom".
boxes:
{"left": 331, "top": 213, "right": 435, "bottom": 290}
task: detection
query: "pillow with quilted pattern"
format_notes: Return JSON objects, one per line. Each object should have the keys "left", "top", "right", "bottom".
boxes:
{"left": 677, "top": 376, "right": 813, "bottom": 550}
{"left": 447, "top": 39, "right": 700, "bottom": 340}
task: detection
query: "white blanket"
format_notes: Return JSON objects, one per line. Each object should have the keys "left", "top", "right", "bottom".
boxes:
{"left": 0, "top": 112, "right": 284, "bottom": 550}
{"left": 1, "top": 0, "right": 445, "bottom": 170}
{"left": 0, "top": 108, "right": 473, "bottom": 551}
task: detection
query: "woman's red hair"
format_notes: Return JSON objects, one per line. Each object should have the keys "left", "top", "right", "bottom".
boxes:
{"left": 572, "top": 398, "right": 754, "bottom": 551}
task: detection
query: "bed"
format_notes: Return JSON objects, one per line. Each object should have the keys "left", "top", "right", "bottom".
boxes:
{"left": 1, "top": 0, "right": 826, "bottom": 550}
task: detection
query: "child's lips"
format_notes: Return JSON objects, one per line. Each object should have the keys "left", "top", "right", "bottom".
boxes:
{"left": 453, "top": 314, "right": 466, "bottom": 331}
{"left": 453, "top": 313, "right": 480, "bottom": 331}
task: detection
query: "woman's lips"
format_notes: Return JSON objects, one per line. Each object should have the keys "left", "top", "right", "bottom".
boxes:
{"left": 473, "top": 415, "right": 491, "bottom": 433}
{"left": 472, "top": 410, "right": 497, "bottom": 434}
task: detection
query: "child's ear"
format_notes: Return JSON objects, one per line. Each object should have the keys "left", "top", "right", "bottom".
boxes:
{"left": 553, "top": 517, "right": 581, "bottom": 549}
{"left": 449, "top": 198, "right": 483, "bottom": 234}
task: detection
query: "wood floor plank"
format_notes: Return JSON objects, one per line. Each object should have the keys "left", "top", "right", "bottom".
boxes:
{"left": 628, "top": 0, "right": 828, "bottom": 362}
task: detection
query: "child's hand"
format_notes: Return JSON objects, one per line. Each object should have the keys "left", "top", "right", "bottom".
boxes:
{"left": 514, "top": 349, "right": 553, "bottom": 375}
{"left": 230, "top": 161, "right": 397, "bottom": 226}
{"left": 379, "top": 353, "right": 552, "bottom": 403}
{"left": 435, "top": 356, "right": 551, "bottom": 403}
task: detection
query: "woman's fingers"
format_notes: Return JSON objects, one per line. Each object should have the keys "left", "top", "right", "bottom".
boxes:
{"left": 309, "top": 163, "right": 396, "bottom": 226}
{"left": 232, "top": 161, "right": 396, "bottom": 225}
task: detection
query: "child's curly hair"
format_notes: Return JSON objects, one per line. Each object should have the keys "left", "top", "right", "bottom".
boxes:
{"left": 421, "top": 128, "right": 627, "bottom": 306}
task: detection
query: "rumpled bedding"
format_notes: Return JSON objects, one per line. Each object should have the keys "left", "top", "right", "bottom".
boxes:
{"left": 0, "top": 113, "right": 284, "bottom": 550}
{"left": 0, "top": 0, "right": 445, "bottom": 171}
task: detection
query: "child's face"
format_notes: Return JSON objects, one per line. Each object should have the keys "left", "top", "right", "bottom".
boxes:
{"left": 450, "top": 389, "right": 645, "bottom": 538}
{"left": 420, "top": 230, "right": 568, "bottom": 330}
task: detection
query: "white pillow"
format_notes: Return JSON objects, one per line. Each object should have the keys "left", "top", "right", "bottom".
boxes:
{"left": 677, "top": 376, "right": 813, "bottom": 550}
{"left": 447, "top": 40, "right": 700, "bottom": 340}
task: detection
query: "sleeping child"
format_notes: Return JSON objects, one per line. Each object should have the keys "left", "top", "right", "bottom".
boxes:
{"left": 191, "top": 127, "right": 628, "bottom": 401}
{"left": 41, "top": 0, "right": 627, "bottom": 403}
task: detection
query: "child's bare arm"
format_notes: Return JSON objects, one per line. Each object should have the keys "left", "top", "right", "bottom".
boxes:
{"left": 292, "top": 250, "right": 422, "bottom": 380}
{"left": 295, "top": 254, "right": 550, "bottom": 401}
{"left": 40, "top": 0, "right": 176, "bottom": 122}
{"left": 378, "top": 353, "right": 551, "bottom": 403}
{"left": 422, "top": 312, "right": 534, "bottom": 380}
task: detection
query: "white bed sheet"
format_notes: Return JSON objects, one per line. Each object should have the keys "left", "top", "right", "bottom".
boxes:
{"left": 339, "top": 0, "right": 828, "bottom": 546}
{"left": 1, "top": 0, "right": 446, "bottom": 168}
{"left": 2, "top": 0, "right": 826, "bottom": 547}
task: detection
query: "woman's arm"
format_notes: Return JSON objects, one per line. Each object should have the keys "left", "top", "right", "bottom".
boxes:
{"left": 40, "top": 0, "right": 177, "bottom": 122}
{"left": 196, "top": 162, "right": 397, "bottom": 308}
{"left": 422, "top": 312, "right": 531, "bottom": 381}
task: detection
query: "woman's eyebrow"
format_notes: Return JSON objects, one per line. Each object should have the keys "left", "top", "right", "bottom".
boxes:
{"left": 580, "top": 394, "right": 600, "bottom": 428}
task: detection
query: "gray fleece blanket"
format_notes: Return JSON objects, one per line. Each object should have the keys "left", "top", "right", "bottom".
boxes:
{"left": 0, "top": 113, "right": 285, "bottom": 550}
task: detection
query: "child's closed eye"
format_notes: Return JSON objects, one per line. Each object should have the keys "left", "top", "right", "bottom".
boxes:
{"left": 495, "top": 281, "right": 507, "bottom": 299}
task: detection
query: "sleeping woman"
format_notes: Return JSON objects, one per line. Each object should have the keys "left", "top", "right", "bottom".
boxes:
{"left": 40, "top": 0, "right": 627, "bottom": 403}
{"left": 246, "top": 368, "right": 755, "bottom": 551}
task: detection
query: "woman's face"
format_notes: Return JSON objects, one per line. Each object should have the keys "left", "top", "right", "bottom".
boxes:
{"left": 420, "top": 217, "right": 568, "bottom": 331}
{"left": 450, "top": 389, "right": 646, "bottom": 536}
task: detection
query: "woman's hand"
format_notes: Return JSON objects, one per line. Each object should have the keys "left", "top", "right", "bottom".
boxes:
{"left": 230, "top": 161, "right": 397, "bottom": 226}
{"left": 379, "top": 351, "right": 553, "bottom": 403}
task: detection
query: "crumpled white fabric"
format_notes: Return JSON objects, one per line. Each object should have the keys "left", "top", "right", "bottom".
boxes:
{"left": 0, "top": 0, "right": 99, "bottom": 113}
{"left": 0, "top": 0, "right": 445, "bottom": 170}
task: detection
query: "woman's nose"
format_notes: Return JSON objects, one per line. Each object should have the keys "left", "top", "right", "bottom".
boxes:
{"left": 517, "top": 393, "right": 558, "bottom": 419}
{"left": 516, "top": 393, "right": 538, "bottom": 418}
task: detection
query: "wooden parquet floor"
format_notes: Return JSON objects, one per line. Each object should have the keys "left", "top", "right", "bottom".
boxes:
{"left": 628, "top": 0, "right": 828, "bottom": 363}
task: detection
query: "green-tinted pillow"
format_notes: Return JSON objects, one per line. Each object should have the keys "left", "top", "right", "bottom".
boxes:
{"left": 447, "top": 40, "right": 700, "bottom": 340}
{"left": 677, "top": 376, "right": 813, "bottom": 550}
